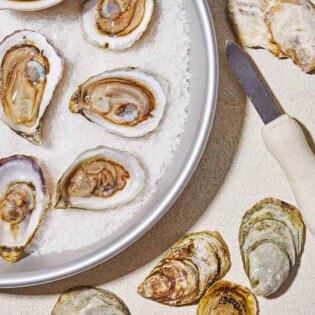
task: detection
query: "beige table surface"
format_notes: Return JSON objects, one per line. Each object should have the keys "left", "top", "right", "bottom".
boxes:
{"left": 1, "top": 1, "right": 315, "bottom": 314}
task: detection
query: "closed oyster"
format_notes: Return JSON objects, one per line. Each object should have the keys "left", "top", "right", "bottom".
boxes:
{"left": 197, "top": 280, "right": 258, "bottom": 315}
{"left": 138, "top": 231, "right": 231, "bottom": 306}
{"left": 239, "top": 198, "right": 305, "bottom": 296}
{"left": 0, "top": 0, "right": 64, "bottom": 11}
{"left": 227, "top": 0, "right": 282, "bottom": 56}
{"left": 228, "top": 0, "right": 315, "bottom": 72}
{"left": 52, "top": 146, "right": 145, "bottom": 210}
{"left": 81, "top": 0, "right": 154, "bottom": 50}
{"left": 0, "top": 155, "right": 49, "bottom": 263}
{"left": 0, "top": 30, "right": 63, "bottom": 145}
{"left": 52, "top": 286, "right": 130, "bottom": 315}
{"left": 70, "top": 68, "right": 167, "bottom": 138}
{"left": 266, "top": 0, "right": 315, "bottom": 73}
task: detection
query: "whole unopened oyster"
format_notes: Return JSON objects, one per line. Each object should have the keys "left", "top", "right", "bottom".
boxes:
{"left": 52, "top": 286, "right": 130, "bottom": 315}
{"left": 0, "top": 0, "right": 65, "bottom": 11}
{"left": 52, "top": 146, "right": 145, "bottom": 210}
{"left": 0, "top": 155, "right": 49, "bottom": 263}
{"left": 239, "top": 198, "right": 305, "bottom": 296}
{"left": 138, "top": 231, "right": 231, "bottom": 306}
{"left": 197, "top": 280, "right": 258, "bottom": 315}
{"left": 228, "top": 0, "right": 315, "bottom": 72}
{"left": 81, "top": 0, "right": 154, "bottom": 50}
{"left": 0, "top": 30, "right": 63, "bottom": 145}
{"left": 70, "top": 67, "right": 167, "bottom": 138}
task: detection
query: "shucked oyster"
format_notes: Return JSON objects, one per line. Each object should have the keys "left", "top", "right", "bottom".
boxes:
{"left": 197, "top": 280, "right": 258, "bottom": 315}
{"left": 239, "top": 198, "right": 305, "bottom": 296}
{"left": 0, "top": 155, "right": 49, "bottom": 263}
{"left": 52, "top": 286, "right": 131, "bottom": 315}
{"left": 70, "top": 68, "right": 167, "bottom": 138}
{"left": 138, "top": 231, "right": 231, "bottom": 306}
{"left": 81, "top": 0, "right": 154, "bottom": 50}
{"left": 0, "top": 0, "right": 65, "bottom": 11}
{"left": 228, "top": 0, "right": 315, "bottom": 72}
{"left": 52, "top": 146, "right": 145, "bottom": 210}
{"left": 0, "top": 30, "right": 63, "bottom": 145}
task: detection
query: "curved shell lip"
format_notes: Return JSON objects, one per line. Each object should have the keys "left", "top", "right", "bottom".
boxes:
{"left": 52, "top": 146, "right": 146, "bottom": 210}
{"left": 197, "top": 280, "right": 259, "bottom": 315}
{"left": 80, "top": 0, "right": 154, "bottom": 50}
{"left": 0, "top": 155, "right": 50, "bottom": 263}
{"left": 0, "top": 0, "right": 65, "bottom": 11}
{"left": 52, "top": 286, "right": 131, "bottom": 315}
{"left": 0, "top": 29, "right": 64, "bottom": 145}
{"left": 70, "top": 67, "right": 168, "bottom": 138}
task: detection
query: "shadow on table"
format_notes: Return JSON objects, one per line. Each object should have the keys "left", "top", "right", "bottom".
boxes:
{"left": 1, "top": 0, "right": 247, "bottom": 296}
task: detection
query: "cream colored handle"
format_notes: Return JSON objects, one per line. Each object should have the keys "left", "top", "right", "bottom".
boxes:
{"left": 262, "top": 114, "right": 315, "bottom": 236}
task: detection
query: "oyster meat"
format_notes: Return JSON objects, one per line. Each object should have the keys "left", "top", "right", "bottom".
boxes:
{"left": 81, "top": 0, "right": 154, "bottom": 50}
{"left": 197, "top": 280, "right": 258, "bottom": 315}
{"left": 0, "top": 0, "right": 65, "bottom": 11}
{"left": 52, "top": 286, "right": 130, "bottom": 315}
{"left": 0, "top": 155, "right": 49, "bottom": 263}
{"left": 239, "top": 198, "right": 305, "bottom": 296}
{"left": 70, "top": 68, "right": 167, "bottom": 138}
{"left": 0, "top": 30, "right": 63, "bottom": 145}
{"left": 52, "top": 146, "right": 145, "bottom": 210}
{"left": 228, "top": 0, "right": 315, "bottom": 72}
{"left": 138, "top": 231, "right": 231, "bottom": 306}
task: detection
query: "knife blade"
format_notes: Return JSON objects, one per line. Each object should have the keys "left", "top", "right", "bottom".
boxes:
{"left": 225, "top": 41, "right": 281, "bottom": 124}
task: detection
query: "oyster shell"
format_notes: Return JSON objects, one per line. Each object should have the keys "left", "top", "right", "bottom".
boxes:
{"left": 197, "top": 280, "right": 258, "bottom": 315}
{"left": 266, "top": 0, "right": 315, "bottom": 73}
{"left": 52, "top": 146, "right": 145, "bottom": 210}
{"left": 0, "top": 155, "right": 49, "bottom": 263}
{"left": 138, "top": 231, "right": 231, "bottom": 306}
{"left": 227, "top": 0, "right": 282, "bottom": 56}
{"left": 52, "top": 286, "right": 131, "bottom": 315}
{"left": 81, "top": 0, "right": 154, "bottom": 50}
{"left": 0, "top": 0, "right": 65, "bottom": 11}
{"left": 70, "top": 67, "right": 167, "bottom": 138}
{"left": 239, "top": 198, "right": 305, "bottom": 296}
{"left": 228, "top": 0, "right": 315, "bottom": 72}
{"left": 0, "top": 30, "right": 63, "bottom": 145}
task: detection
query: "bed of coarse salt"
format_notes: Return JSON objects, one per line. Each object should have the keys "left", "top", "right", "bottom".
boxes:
{"left": 0, "top": 0, "right": 191, "bottom": 255}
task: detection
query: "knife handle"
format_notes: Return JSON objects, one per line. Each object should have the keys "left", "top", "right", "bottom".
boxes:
{"left": 262, "top": 114, "right": 315, "bottom": 236}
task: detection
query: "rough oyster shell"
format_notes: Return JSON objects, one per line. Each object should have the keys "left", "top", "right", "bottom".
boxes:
{"left": 0, "top": 0, "right": 65, "bottom": 11}
{"left": 81, "top": 0, "right": 154, "bottom": 50}
{"left": 138, "top": 231, "right": 231, "bottom": 306}
{"left": 228, "top": 0, "right": 315, "bottom": 72}
{"left": 0, "top": 30, "right": 63, "bottom": 145}
{"left": 239, "top": 198, "right": 305, "bottom": 296}
{"left": 52, "top": 146, "right": 145, "bottom": 210}
{"left": 197, "top": 280, "right": 258, "bottom": 315}
{"left": 70, "top": 67, "right": 167, "bottom": 138}
{"left": 52, "top": 286, "right": 130, "bottom": 315}
{"left": 0, "top": 155, "right": 49, "bottom": 263}
{"left": 266, "top": 0, "right": 315, "bottom": 73}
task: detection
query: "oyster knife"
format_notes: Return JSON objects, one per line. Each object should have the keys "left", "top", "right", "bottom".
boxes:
{"left": 226, "top": 41, "right": 315, "bottom": 236}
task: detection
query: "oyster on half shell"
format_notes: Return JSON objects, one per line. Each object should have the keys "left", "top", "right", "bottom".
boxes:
{"left": 0, "top": 155, "right": 49, "bottom": 263}
{"left": 70, "top": 68, "right": 167, "bottom": 138}
{"left": 0, "top": 0, "right": 65, "bottom": 11}
{"left": 0, "top": 30, "right": 63, "bottom": 145}
{"left": 81, "top": 0, "right": 154, "bottom": 50}
{"left": 52, "top": 146, "right": 145, "bottom": 210}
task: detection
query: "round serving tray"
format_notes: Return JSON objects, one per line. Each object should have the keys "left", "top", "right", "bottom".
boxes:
{"left": 0, "top": 0, "right": 218, "bottom": 288}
